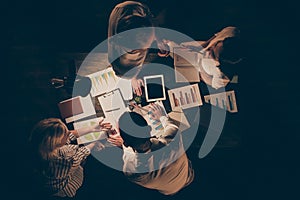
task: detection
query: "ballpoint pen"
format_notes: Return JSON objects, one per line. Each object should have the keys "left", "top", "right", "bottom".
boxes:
{"left": 105, "top": 108, "right": 121, "bottom": 112}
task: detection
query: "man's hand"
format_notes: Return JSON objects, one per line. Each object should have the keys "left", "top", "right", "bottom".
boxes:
{"left": 107, "top": 134, "right": 124, "bottom": 148}
{"left": 92, "top": 141, "right": 106, "bottom": 151}
{"left": 156, "top": 39, "right": 170, "bottom": 57}
{"left": 148, "top": 103, "right": 166, "bottom": 121}
{"left": 91, "top": 117, "right": 112, "bottom": 132}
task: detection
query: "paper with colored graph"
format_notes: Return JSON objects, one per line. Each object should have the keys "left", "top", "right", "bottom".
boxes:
{"left": 133, "top": 101, "right": 166, "bottom": 136}
{"left": 168, "top": 84, "right": 203, "bottom": 110}
{"left": 73, "top": 117, "right": 108, "bottom": 144}
{"left": 204, "top": 90, "right": 238, "bottom": 113}
{"left": 87, "top": 67, "right": 132, "bottom": 100}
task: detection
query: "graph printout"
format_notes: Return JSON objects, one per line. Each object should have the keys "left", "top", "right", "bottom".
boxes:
{"left": 87, "top": 67, "right": 132, "bottom": 100}
{"left": 168, "top": 84, "right": 203, "bottom": 110}
{"left": 204, "top": 90, "right": 238, "bottom": 113}
{"left": 73, "top": 117, "right": 108, "bottom": 144}
{"left": 133, "top": 101, "right": 166, "bottom": 136}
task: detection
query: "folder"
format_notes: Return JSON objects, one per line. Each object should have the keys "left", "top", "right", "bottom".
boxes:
{"left": 58, "top": 96, "right": 83, "bottom": 119}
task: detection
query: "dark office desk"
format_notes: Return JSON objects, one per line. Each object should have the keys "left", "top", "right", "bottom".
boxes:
{"left": 58, "top": 51, "right": 242, "bottom": 151}
{"left": 133, "top": 52, "right": 241, "bottom": 152}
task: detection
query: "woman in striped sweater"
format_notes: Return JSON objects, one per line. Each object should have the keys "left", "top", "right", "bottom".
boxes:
{"left": 29, "top": 118, "right": 111, "bottom": 197}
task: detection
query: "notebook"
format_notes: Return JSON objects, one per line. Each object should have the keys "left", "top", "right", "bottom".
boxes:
{"left": 58, "top": 96, "right": 83, "bottom": 119}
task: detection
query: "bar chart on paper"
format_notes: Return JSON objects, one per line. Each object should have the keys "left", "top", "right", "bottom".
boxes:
{"left": 204, "top": 90, "right": 238, "bottom": 113}
{"left": 168, "top": 84, "right": 203, "bottom": 110}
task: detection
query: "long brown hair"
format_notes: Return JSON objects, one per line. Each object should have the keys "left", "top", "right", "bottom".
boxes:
{"left": 29, "top": 118, "right": 68, "bottom": 160}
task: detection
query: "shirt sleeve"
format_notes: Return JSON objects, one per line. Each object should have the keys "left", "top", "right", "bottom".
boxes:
{"left": 71, "top": 146, "right": 90, "bottom": 167}
{"left": 60, "top": 145, "right": 91, "bottom": 168}
{"left": 66, "top": 132, "right": 77, "bottom": 145}
{"left": 211, "top": 67, "right": 230, "bottom": 89}
{"left": 150, "top": 116, "right": 179, "bottom": 151}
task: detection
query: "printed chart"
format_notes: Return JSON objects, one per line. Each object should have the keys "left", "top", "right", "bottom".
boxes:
{"left": 168, "top": 84, "right": 203, "bottom": 110}
{"left": 133, "top": 101, "right": 166, "bottom": 136}
{"left": 204, "top": 90, "right": 238, "bottom": 113}
{"left": 73, "top": 117, "right": 108, "bottom": 144}
{"left": 87, "top": 67, "right": 132, "bottom": 100}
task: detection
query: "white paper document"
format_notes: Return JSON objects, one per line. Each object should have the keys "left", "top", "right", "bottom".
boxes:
{"left": 73, "top": 117, "right": 108, "bottom": 144}
{"left": 168, "top": 84, "right": 203, "bottom": 110}
{"left": 87, "top": 67, "right": 132, "bottom": 100}
{"left": 97, "top": 88, "right": 128, "bottom": 124}
{"left": 204, "top": 90, "right": 238, "bottom": 113}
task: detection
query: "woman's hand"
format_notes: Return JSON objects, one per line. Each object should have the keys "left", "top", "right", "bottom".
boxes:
{"left": 76, "top": 117, "right": 112, "bottom": 137}
{"left": 91, "top": 118, "right": 112, "bottom": 132}
{"left": 131, "top": 77, "right": 144, "bottom": 96}
{"left": 92, "top": 141, "right": 106, "bottom": 151}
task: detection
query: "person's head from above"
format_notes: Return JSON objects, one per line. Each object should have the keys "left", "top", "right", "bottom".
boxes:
{"left": 29, "top": 118, "right": 70, "bottom": 160}
{"left": 118, "top": 111, "right": 152, "bottom": 153}
{"left": 206, "top": 27, "right": 243, "bottom": 66}
{"left": 110, "top": 14, "right": 155, "bottom": 79}
{"left": 208, "top": 37, "right": 243, "bottom": 66}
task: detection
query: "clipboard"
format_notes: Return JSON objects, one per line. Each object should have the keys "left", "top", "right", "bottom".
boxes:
{"left": 97, "top": 88, "right": 127, "bottom": 122}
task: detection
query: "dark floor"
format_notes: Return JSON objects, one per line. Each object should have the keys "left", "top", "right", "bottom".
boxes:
{"left": 5, "top": 0, "right": 300, "bottom": 200}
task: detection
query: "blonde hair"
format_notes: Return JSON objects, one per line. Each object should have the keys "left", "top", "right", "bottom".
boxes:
{"left": 29, "top": 118, "right": 68, "bottom": 160}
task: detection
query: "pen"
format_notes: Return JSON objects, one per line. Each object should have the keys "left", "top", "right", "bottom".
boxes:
{"left": 128, "top": 102, "right": 149, "bottom": 112}
{"left": 105, "top": 108, "right": 120, "bottom": 112}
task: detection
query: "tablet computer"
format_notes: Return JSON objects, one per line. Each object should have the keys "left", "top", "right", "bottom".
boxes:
{"left": 143, "top": 75, "right": 166, "bottom": 102}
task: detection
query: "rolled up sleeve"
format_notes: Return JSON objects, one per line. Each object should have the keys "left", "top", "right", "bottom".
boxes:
{"left": 150, "top": 116, "right": 178, "bottom": 151}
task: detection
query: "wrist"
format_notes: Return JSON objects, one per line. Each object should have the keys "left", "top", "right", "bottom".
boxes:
{"left": 85, "top": 142, "right": 96, "bottom": 151}
{"left": 77, "top": 127, "right": 93, "bottom": 137}
{"left": 159, "top": 115, "right": 168, "bottom": 123}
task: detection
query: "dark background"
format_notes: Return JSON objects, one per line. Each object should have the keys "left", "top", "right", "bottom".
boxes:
{"left": 4, "top": 0, "right": 300, "bottom": 199}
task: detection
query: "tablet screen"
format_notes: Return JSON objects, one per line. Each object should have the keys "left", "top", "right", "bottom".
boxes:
{"left": 144, "top": 75, "right": 166, "bottom": 102}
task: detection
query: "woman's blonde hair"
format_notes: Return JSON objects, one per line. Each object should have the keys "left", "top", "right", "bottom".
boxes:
{"left": 29, "top": 118, "right": 68, "bottom": 160}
